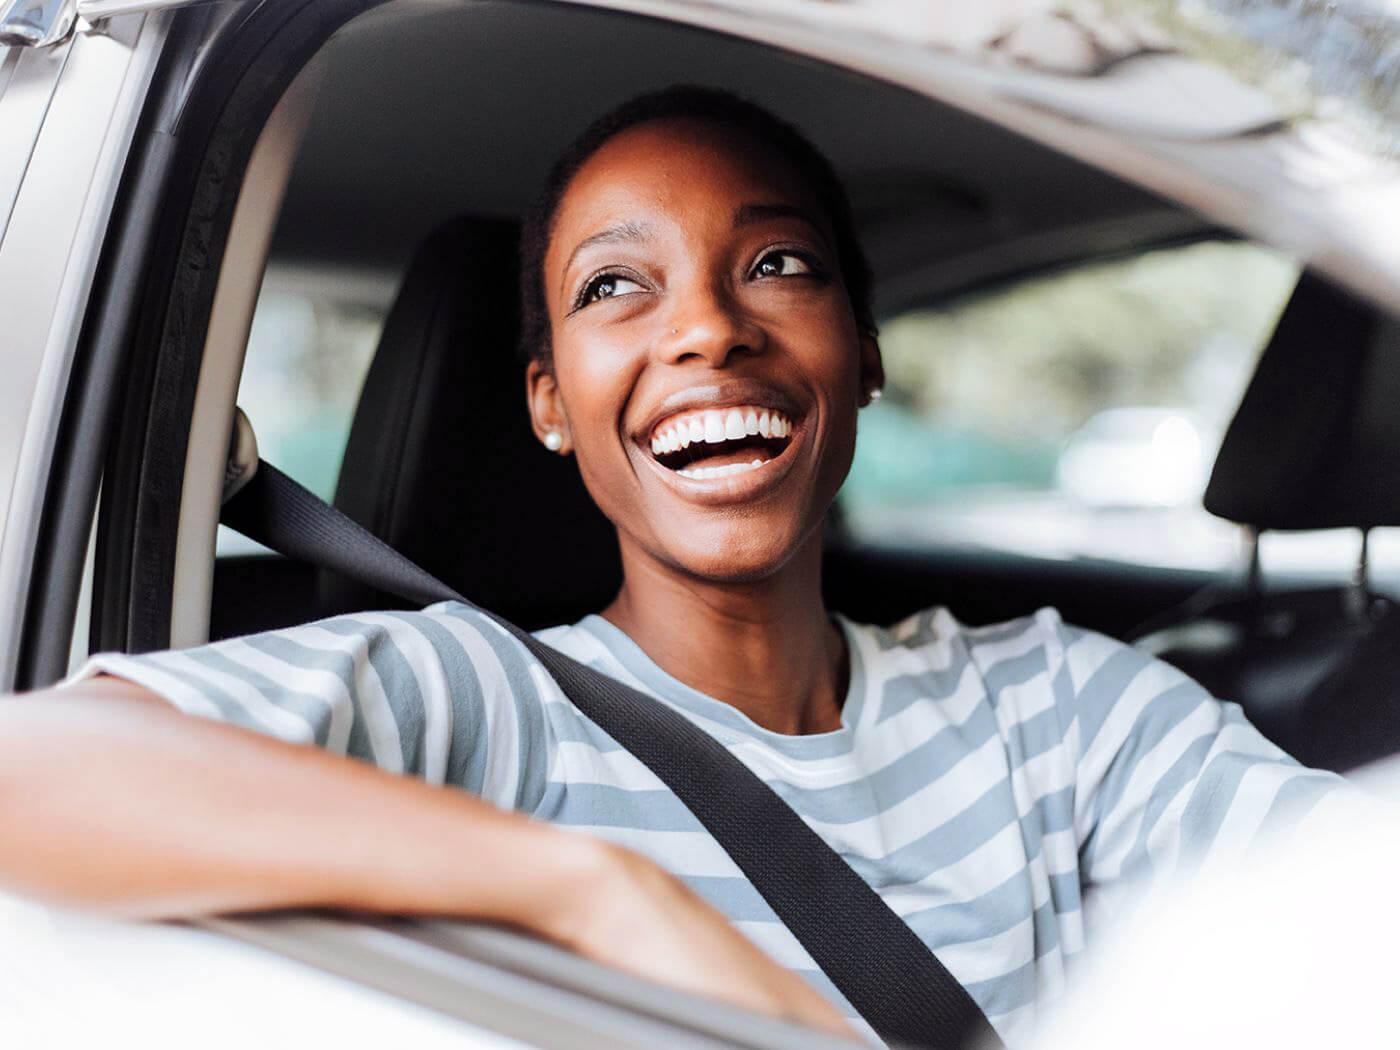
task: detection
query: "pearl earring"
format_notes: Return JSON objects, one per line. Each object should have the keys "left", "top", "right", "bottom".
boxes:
{"left": 868, "top": 387, "right": 883, "bottom": 403}
{"left": 543, "top": 430, "right": 563, "bottom": 452}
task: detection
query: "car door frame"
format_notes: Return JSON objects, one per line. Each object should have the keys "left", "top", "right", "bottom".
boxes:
{"left": 0, "top": 7, "right": 175, "bottom": 691}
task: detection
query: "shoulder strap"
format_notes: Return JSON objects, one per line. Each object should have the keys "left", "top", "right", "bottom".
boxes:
{"left": 221, "top": 461, "right": 1003, "bottom": 1050}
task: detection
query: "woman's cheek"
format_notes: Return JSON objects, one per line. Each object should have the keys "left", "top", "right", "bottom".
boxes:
{"left": 552, "top": 350, "right": 644, "bottom": 506}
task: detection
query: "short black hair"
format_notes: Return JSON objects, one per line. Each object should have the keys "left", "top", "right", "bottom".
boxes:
{"left": 518, "top": 85, "right": 876, "bottom": 368}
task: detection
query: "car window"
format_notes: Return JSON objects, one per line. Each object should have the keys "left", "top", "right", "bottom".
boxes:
{"left": 842, "top": 240, "right": 1299, "bottom": 572}
{"left": 215, "top": 268, "right": 389, "bottom": 555}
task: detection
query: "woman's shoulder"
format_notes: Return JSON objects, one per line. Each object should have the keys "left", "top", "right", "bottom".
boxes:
{"left": 842, "top": 604, "right": 1082, "bottom": 663}
{"left": 840, "top": 605, "right": 1145, "bottom": 725}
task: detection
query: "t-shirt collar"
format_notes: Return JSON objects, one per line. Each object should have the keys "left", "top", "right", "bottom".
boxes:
{"left": 569, "top": 612, "right": 869, "bottom": 760}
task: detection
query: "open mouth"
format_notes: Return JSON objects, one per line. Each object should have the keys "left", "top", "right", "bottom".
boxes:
{"left": 647, "top": 406, "right": 796, "bottom": 481}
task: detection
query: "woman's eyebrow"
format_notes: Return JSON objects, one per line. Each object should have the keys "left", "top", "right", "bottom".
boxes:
{"left": 561, "top": 221, "right": 653, "bottom": 291}
{"left": 733, "top": 202, "right": 821, "bottom": 231}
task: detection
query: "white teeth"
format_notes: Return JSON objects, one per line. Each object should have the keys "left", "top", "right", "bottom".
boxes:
{"left": 703, "top": 411, "right": 726, "bottom": 444}
{"left": 677, "top": 458, "right": 770, "bottom": 480}
{"left": 650, "top": 405, "right": 795, "bottom": 456}
{"left": 724, "top": 409, "right": 746, "bottom": 440}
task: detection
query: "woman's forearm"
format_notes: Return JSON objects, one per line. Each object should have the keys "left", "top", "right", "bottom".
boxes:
{"left": 0, "top": 678, "right": 604, "bottom": 938}
{"left": 0, "top": 679, "right": 859, "bottom": 1038}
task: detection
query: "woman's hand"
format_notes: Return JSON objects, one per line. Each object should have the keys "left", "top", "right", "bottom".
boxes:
{"left": 542, "top": 841, "right": 858, "bottom": 1040}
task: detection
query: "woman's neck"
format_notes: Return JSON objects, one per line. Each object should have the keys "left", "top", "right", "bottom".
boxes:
{"left": 601, "top": 534, "right": 847, "bottom": 736}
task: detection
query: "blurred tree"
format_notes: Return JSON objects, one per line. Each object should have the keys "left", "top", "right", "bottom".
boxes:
{"left": 877, "top": 240, "right": 1296, "bottom": 445}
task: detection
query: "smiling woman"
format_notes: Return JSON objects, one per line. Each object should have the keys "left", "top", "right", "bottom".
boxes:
{"left": 525, "top": 91, "right": 879, "bottom": 616}
{"left": 0, "top": 85, "right": 1349, "bottom": 1050}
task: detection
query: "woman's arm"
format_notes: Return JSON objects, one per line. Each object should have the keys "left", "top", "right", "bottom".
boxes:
{"left": 1055, "top": 622, "right": 1346, "bottom": 899}
{"left": 0, "top": 678, "right": 853, "bottom": 1038}
{"left": 0, "top": 677, "right": 590, "bottom": 921}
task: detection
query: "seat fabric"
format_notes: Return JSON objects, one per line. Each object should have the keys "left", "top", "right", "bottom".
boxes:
{"left": 322, "top": 217, "right": 621, "bottom": 628}
{"left": 1205, "top": 272, "right": 1400, "bottom": 530}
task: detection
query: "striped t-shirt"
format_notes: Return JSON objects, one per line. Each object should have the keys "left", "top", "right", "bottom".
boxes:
{"left": 72, "top": 602, "right": 1342, "bottom": 1045}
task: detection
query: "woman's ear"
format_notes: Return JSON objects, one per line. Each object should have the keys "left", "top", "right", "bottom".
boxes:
{"left": 526, "top": 358, "right": 574, "bottom": 454}
{"left": 858, "top": 332, "right": 885, "bottom": 407}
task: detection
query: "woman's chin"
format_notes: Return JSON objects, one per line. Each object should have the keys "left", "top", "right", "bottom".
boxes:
{"left": 659, "top": 525, "right": 811, "bottom": 586}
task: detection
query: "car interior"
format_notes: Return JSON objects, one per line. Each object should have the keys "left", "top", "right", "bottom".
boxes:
{"left": 211, "top": 0, "right": 1218, "bottom": 626}
{"left": 0, "top": 0, "right": 1388, "bottom": 1044}
{"left": 77, "top": 0, "right": 1400, "bottom": 790}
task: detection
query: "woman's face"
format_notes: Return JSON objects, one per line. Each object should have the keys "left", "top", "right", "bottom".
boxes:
{"left": 530, "top": 117, "right": 881, "bottom": 584}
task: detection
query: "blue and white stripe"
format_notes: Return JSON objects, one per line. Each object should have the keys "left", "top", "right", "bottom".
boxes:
{"left": 72, "top": 601, "right": 1342, "bottom": 1045}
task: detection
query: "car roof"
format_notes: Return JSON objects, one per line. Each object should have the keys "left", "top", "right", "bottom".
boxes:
{"left": 263, "top": 0, "right": 1399, "bottom": 316}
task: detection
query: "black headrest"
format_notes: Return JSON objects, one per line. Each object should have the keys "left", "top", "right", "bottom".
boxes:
{"left": 1204, "top": 271, "right": 1400, "bottom": 531}
{"left": 323, "top": 217, "right": 621, "bottom": 627}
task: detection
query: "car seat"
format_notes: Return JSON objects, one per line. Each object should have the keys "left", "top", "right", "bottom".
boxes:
{"left": 316, "top": 216, "right": 623, "bottom": 629}
{"left": 1135, "top": 271, "right": 1400, "bottom": 772}
{"left": 206, "top": 216, "right": 625, "bottom": 636}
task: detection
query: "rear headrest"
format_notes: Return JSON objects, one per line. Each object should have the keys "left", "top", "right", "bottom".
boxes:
{"left": 323, "top": 217, "right": 621, "bottom": 626}
{"left": 1204, "top": 271, "right": 1400, "bottom": 531}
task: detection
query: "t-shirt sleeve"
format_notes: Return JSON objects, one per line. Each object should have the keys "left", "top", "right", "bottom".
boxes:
{"left": 1042, "top": 612, "right": 1348, "bottom": 906}
{"left": 62, "top": 601, "right": 552, "bottom": 811}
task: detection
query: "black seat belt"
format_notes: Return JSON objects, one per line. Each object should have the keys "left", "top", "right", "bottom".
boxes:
{"left": 221, "top": 460, "right": 1003, "bottom": 1050}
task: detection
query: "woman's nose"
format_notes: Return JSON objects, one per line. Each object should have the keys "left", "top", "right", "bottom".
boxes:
{"left": 656, "top": 283, "right": 766, "bottom": 367}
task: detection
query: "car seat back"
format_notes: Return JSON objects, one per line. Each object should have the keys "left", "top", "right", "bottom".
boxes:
{"left": 322, "top": 217, "right": 622, "bottom": 628}
{"left": 1139, "top": 271, "right": 1400, "bottom": 770}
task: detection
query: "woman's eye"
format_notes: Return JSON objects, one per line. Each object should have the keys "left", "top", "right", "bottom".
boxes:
{"left": 753, "top": 250, "right": 814, "bottom": 279}
{"left": 579, "top": 272, "right": 644, "bottom": 307}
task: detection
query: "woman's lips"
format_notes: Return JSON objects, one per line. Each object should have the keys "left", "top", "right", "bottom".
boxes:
{"left": 629, "top": 381, "right": 808, "bottom": 504}
{"left": 637, "top": 416, "right": 805, "bottom": 505}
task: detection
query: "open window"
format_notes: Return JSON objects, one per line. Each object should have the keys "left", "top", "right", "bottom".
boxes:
{"left": 34, "top": 0, "right": 1210, "bottom": 1036}
{"left": 842, "top": 240, "right": 1299, "bottom": 571}
{"left": 174, "top": 1, "right": 1226, "bottom": 649}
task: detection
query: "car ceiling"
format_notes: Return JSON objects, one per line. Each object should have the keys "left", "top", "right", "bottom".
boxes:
{"left": 269, "top": 0, "right": 1210, "bottom": 313}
